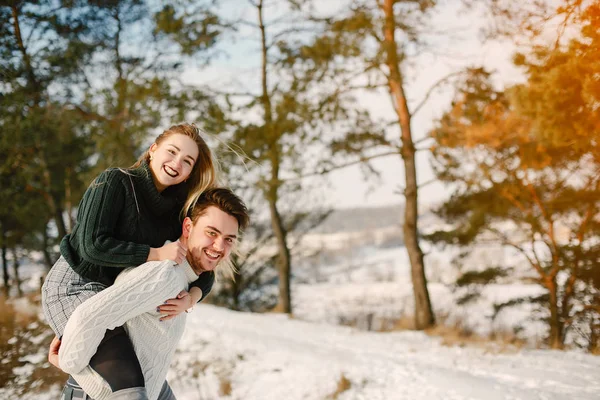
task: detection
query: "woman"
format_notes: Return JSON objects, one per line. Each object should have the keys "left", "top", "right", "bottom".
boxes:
{"left": 42, "top": 123, "right": 218, "bottom": 399}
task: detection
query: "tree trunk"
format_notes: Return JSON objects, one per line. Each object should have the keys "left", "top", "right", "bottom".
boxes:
{"left": 11, "top": 247, "right": 22, "bottom": 297}
{"left": 382, "top": 0, "right": 434, "bottom": 329}
{"left": 269, "top": 194, "right": 292, "bottom": 313}
{"left": 11, "top": 5, "right": 41, "bottom": 99}
{"left": 232, "top": 278, "right": 241, "bottom": 311}
{"left": 112, "top": 6, "right": 136, "bottom": 165}
{"left": 589, "top": 320, "right": 599, "bottom": 353}
{"left": 53, "top": 202, "right": 68, "bottom": 240}
{"left": 42, "top": 225, "right": 54, "bottom": 269}
{"left": 547, "top": 278, "right": 564, "bottom": 349}
{"left": 1, "top": 222, "right": 9, "bottom": 296}
{"left": 13, "top": 5, "right": 68, "bottom": 240}
{"left": 65, "top": 167, "right": 74, "bottom": 232}
{"left": 230, "top": 257, "right": 243, "bottom": 310}
{"left": 257, "top": 0, "right": 292, "bottom": 314}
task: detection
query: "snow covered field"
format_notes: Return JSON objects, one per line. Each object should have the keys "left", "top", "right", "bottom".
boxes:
{"left": 2, "top": 229, "right": 598, "bottom": 399}
{"left": 293, "top": 244, "right": 549, "bottom": 342}
{"left": 3, "top": 302, "right": 599, "bottom": 400}
{"left": 173, "top": 305, "right": 600, "bottom": 400}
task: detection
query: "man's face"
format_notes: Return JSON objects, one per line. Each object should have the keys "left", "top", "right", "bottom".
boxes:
{"left": 183, "top": 206, "right": 239, "bottom": 275}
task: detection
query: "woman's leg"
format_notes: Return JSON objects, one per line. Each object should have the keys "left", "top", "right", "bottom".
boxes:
{"left": 43, "top": 258, "right": 146, "bottom": 398}
{"left": 89, "top": 327, "right": 146, "bottom": 392}
{"left": 42, "top": 257, "right": 106, "bottom": 338}
{"left": 59, "top": 376, "right": 89, "bottom": 400}
{"left": 62, "top": 328, "right": 148, "bottom": 399}
{"left": 155, "top": 381, "right": 176, "bottom": 400}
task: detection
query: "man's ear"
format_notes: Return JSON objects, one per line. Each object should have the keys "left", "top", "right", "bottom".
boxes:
{"left": 182, "top": 217, "right": 193, "bottom": 239}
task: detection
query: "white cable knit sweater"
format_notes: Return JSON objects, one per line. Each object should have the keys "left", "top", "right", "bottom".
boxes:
{"left": 59, "top": 258, "right": 200, "bottom": 400}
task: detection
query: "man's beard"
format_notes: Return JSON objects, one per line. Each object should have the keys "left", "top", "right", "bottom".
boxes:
{"left": 187, "top": 247, "right": 216, "bottom": 274}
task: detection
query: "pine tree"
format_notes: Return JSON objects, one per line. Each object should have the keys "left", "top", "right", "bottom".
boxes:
{"left": 307, "top": 0, "right": 439, "bottom": 329}
{"left": 1, "top": 1, "right": 99, "bottom": 261}
{"left": 429, "top": 4, "right": 600, "bottom": 348}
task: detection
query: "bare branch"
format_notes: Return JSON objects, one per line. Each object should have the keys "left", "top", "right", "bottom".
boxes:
{"left": 524, "top": 183, "right": 559, "bottom": 278}
{"left": 287, "top": 150, "right": 400, "bottom": 181}
{"left": 269, "top": 26, "right": 317, "bottom": 44}
{"left": 528, "top": 230, "right": 544, "bottom": 270}
{"left": 414, "top": 136, "right": 434, "bottom": 147}
{"left": 209, "top": 88, "right": 257, "bottom": 98}
{"left": 417, "top": 177, "right": 437, "bottom": 190}
{"left": 239, "top": 233, "right": 275, "bottom": 266}
{"left": 412, "top": 70, "right": 466, "bottom": 116}
{"left": 489, "top": 227, "right": 546, "bottom": 279}
{"left": 553, "top": 2, "right": 578, "bottom": 51}
{"left": 234, "top": 18, "right": 259, "bottom": 29}
{"left": 576, "top": 176, "right": 600, "bottom": 242}
{"left": 394, "top": 176, "right": 439, "bottom": 194}
{"left": 69, "top": 104, "right": 109, "bottom": 122}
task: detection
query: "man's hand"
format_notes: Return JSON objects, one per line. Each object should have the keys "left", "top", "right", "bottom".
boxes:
{"left": 48, "top": 336, "right": 61, "bottom": 369}
{"left": 157, "top": 290, "right": 194, "bottom": 321}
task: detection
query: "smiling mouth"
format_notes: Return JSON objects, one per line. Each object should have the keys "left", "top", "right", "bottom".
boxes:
{"left": 204, "top": 249, "right": 221, "bottom": 261}
{"left": 163, "top": 165, "right": 179, "bottom": 178}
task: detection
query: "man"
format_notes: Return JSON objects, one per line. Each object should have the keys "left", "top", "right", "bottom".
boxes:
{"left": 49, "top": 187, "right": 249, "bottom": 400}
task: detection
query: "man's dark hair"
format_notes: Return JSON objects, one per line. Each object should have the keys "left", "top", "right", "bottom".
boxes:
{"left": 189, "top": 187, "right": 249, "bottom": 231}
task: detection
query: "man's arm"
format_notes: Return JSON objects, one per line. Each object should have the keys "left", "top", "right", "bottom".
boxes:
{"left": 58, "top": 261, "right": 181, "bottom": 374}
{"left": 49, "top": 337, "right": 113, "bottom": 399}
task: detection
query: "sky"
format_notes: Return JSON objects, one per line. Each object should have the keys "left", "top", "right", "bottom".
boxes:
{"left": 320, "top": 2, "right": 526, "bottom": 210}
{"left": 180, "top": 0, "right": 529, "bottom": 210}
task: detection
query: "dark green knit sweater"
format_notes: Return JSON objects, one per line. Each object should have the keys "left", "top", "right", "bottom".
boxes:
{"left": 60, "top": 162, "right": 214, "bottom": 299}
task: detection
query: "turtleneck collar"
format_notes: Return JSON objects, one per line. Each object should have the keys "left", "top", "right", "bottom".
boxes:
{"left": 162, "top": 240, "right": 201, "bottom": 283}
{"left": 178, "top": 257, "right": 201, "bottom": 284}
{"left": 130, "top": 161, "right": 186, "bottom": 216}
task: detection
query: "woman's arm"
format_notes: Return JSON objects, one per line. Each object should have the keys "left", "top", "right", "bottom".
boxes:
{"left": 157, "top": 272, "right": 214, "bottom": 320}
{"left": 74, "top": 170, "right": 151, "bottom": 268}
{"left": 189, "top": 271, "right": 215, "bottom": 302}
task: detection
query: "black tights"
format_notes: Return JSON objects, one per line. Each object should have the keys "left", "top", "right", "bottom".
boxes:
{"left": 70, "top": 326, "right": 144, "bottom": 391}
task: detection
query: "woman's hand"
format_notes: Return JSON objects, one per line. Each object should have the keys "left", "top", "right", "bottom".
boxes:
{"left": 48, "top": 336, "right": 61, "bottom": 369}
{"left": 157, "top": 290, "right": 194, "bottom": 321}
{"left": 148, "top": 240, "right": 187, "bottom": 264}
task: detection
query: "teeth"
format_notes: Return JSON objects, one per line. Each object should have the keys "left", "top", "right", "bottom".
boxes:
{"left": 205, "top": 250, "right": 220, "bottom": 259}
{"left": 164, "top": 165, "right": 178, "bottom": 177}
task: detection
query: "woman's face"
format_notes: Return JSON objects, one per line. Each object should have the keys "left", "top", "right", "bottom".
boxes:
{"left": 149, "top": 134, "right": 199, "bottom": 192}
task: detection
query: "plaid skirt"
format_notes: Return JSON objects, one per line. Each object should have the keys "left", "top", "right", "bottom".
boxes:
{"left": 41, "top": 256, "right": 107, "bottom": 338}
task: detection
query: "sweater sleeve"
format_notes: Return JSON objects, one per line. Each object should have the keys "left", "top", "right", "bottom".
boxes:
{"left": 189, "top": 271, "right": 215, "bottom": 302}
{"left": 77, "top": 170, "right": 150, "bottom": 268}
{"left": 58, "top": 261, "right": 181, "bottom": 374}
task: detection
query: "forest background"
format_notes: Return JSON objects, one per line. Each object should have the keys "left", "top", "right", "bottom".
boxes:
{"left": 1, "top": 0, "right": 599, "bottom": 395}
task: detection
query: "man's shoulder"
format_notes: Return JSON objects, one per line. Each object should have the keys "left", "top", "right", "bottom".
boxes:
{"left": 116, "top": 260, "right": 178, "bottom": 283}
{"left": 138, "top": 260, "right": 177, "bottom": 275}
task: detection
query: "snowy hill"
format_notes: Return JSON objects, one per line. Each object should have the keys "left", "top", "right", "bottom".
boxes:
{"left": 4, "top": 300, "right": 598, "bottom": 400}
{"left": 3, "top": 205, "right": 599, "bottom": 400}
{"left": 167, "top": 305, "right": 599, "bottom": 400}
{"left": 313, "top": 204, "right": 403, "bottom": 233}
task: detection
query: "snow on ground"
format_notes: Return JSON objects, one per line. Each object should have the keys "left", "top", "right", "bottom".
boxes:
{"left": 167, "top": 304, "right": 600, "bottom": 400}
{"left": 294, "top": 245, "right": 548, "bottom": 342}
{"left": 4, "top": 241, "right": 598, "bottom": 399}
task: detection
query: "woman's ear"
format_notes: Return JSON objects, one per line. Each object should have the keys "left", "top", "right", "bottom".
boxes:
{"left": 149, "top": 143, "right": 158, "bottom": 159}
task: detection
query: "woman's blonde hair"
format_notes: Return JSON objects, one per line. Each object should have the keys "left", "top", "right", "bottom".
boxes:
{"left": 132, "top": 123, "right": 219, "bottom": 218}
